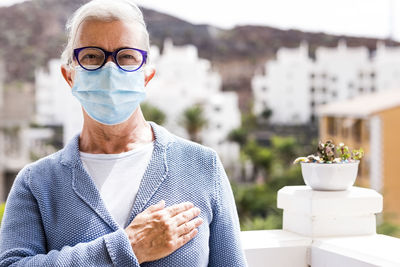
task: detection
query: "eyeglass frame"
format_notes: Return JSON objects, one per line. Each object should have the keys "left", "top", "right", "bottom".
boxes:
{"left": 73, "top": 46, "right": 148, "bottom": 72}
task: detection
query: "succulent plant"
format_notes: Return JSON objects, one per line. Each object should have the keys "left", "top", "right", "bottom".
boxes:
{"left": 317, "top": 140, "right": 335, "bottom": 162}
{"left": 293, "top": 140, "right": 363, "bottom": 164}
{"left": 352, "top": 149, "right": 364, "bottom": 160}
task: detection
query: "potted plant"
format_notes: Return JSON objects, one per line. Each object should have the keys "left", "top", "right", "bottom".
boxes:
{"left": 293, "top": 141, "right": 364, "bottom": 191}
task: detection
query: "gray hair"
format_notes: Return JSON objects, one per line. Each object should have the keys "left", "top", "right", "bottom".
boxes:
{"left": 61, "top": 0, "right": 150, "bottom": 66}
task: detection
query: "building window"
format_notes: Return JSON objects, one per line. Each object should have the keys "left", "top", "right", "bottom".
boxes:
{"left": 310, "top": 73, "right": 315, "bottom": 79}
{"left": 342, "top": 123, "right": 348, "bottom": 138}
{"left": 358, "top": 161, "right": 363, "bottom": 177}
{"left": 359, "top": 87, "right": 364, "bottom": 93}
{"left": 371, "top": 86, "right": 376, "bottom": 92}
{"left": 353, "top": 119, "right": 362, "bottom": 143}
{"left": 214, "top": 106, "right": 221, "bottom": 112}
{"left": 262, "top": 86, "right": 268, "bottom": 92}
{"left": 310, "top": 87, "right": 315, "bottom": 93}
{"left": 327, "top": 117, "right": 335, "bottom": 135}
{"left": 370, "top": 72, "right": 375, "bottom": 79}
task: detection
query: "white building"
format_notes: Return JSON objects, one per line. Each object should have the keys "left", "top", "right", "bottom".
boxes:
{"left": 35, "top": 59, "right": 83, "bottom": 144}
{"left": 374, "top": 41, "right": 400, "bottom": 91}
{"left": 252, "top": 42, "right": 312, "bottom": 124}
{"left": 146, "top": 40, "right": 241, "bottom": 166}
{"left": 252, "top": 40, "right": 399, "bottom": 125}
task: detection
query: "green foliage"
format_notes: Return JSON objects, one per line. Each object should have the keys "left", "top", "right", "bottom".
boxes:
{"left": 271, "top": 136, "right": 297, "bottom": 166}
{"left": 268, "top": 165, "right": 304, "bottom": 191}
{"left": 180, "top": 105, "right": 208, "bottom": 143}
{"left": 260, "top": 108, "right": 272, "bottom": 120}
{"left": 233, "top": 183, "right": 278, "bottom": 219}
{"left": 352, "top": 148, "right": 364, "bottom": 161}
{"left": 241, "top": 112, "right": 258, "bottom": 132}
{"left": 141, "top": 102, "right": 166, "bottom": 125}
{"left": 232, "top": 131, "right": 310, "bottom": 231}
{"left": 338, "top": 143, "right": 351, "bottom": 160}
{"left": 242, "top": 139, "right": 274, "bottom": 181}
{"left": 228, "top": 128, "right": 248, "bottom": 147}
{"left": 0, "top": 203, "right": 5, "bottom": 225}
{"left": 377, "top": 221, "right": 400, "bottom": 238}
{"left": 243, "top": 140, "right": 273, "bottom": 170}
{"left": 241, "top": 215, "right": 282, "bottom": 231}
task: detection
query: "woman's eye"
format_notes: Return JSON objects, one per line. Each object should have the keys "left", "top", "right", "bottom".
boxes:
{"left": 82, "top": 54, "right": 99, "bottom": 60}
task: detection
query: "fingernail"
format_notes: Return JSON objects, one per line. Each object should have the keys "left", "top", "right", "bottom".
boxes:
{"left": 194, "top": 208, "right": 201, "bottom": 215}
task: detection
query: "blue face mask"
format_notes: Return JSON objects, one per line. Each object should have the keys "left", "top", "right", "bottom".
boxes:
{"left": 71, "top": 62, "right": 146, "bottom": 125}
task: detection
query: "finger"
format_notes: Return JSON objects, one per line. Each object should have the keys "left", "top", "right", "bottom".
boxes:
{"left": 145, "top": 200, "right": 165, "bottom": 213}
{"left": 165, "top": 202, "right": 194, "bottom": 217}
{"left": 176, "top": 217, "right": 203, "bottom": 236}
{"left": 173, "top": 207, "right": 201, "bottom": 226}
{"left": 175, "top": 228, "right": 199, "bottom": 249}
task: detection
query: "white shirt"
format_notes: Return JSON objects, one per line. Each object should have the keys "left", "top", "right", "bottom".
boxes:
{"left": 80, "top": 142, "right": 154, "bottom": 228}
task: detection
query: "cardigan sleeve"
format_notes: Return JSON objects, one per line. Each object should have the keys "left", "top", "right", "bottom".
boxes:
{"left": 0, "top": 167, "right": 140, "bottom": 267}
{"left": 208, "top": 154, "right": 248, "bottom": 267}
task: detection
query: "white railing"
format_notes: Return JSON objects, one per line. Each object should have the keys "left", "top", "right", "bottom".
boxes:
{"left": 241, "top": 186, "right": 400, "bottom": 267}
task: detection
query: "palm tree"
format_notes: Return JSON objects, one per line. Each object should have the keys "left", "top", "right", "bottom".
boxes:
{"left": 181, "top": 104, "right": 207, "bottom": 143}
{"left": 141, "top": 102, "right": 166, "bottom": 125}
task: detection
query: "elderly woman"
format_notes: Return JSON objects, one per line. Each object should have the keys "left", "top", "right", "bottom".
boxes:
{"left": 0, "top": 0, "right": 247, "bottom": 266}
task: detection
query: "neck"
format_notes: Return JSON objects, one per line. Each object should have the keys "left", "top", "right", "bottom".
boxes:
{"left": 79, "top": 108, "right": 154, "bottom": 154}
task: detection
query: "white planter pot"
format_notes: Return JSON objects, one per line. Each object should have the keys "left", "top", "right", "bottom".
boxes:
{"left": 300, "top": 161, "right": 360, "bottom": 191}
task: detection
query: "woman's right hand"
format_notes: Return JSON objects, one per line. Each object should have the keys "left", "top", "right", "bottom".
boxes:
{"left": 124, "top": 200, "right": 203, "bottom": 264}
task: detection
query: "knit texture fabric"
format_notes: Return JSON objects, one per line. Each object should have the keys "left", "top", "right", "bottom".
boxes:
{"left": 0, "top": 122, "right": 247, "bottom": 267}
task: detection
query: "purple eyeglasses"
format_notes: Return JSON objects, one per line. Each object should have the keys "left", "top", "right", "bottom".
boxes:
{"left": 73, "top": 46, "right": 147, "bottom": 72}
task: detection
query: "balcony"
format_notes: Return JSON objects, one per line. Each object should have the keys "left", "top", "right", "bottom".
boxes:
{"left": 241, "top": 186, "right": 400, "bottom": 267}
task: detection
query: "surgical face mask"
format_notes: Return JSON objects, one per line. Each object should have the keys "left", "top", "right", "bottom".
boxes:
{"left": 71, "top": 62, "right": 146, "bottom": 125}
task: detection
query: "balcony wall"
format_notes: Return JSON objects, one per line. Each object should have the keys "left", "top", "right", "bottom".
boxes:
{"left": 241, "top": 186, "right": 400, "bottom": 267}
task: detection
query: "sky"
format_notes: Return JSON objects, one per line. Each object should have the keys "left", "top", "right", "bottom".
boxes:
{"left": 1, "top": 0, "right": 400, "bottom": 40}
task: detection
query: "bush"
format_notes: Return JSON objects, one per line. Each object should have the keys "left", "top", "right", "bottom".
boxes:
{"left": 241, "top": 215, "right": 282, "bottom": 231}
{"left": 141, "top": 102, "right": 166, "bottom": 125}
{"left": 233, "top": 183, "right": 278, "bottom": 219}
{"left": 377, "top": 220, "right": 400, "bottom": 238}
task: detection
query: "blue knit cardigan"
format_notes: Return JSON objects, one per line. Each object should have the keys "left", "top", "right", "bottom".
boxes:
{"left": 0, "top": 122, "right": 247, "bottom": 266}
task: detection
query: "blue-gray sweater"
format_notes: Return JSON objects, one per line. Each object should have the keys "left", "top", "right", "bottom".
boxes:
{"left": 0, "top": 122, "right": 247, "bottom": 266}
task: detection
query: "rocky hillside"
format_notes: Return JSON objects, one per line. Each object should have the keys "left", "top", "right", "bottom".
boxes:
{"left": 1, "top": 0, "right": 398, "bottom": 110}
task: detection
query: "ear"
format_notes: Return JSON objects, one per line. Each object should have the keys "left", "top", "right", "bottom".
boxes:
{"left": 61, "top": 64, "right": 74, "bottom": 88}
{"left": 144, "top": 65, "right": 155, "bottom": 87}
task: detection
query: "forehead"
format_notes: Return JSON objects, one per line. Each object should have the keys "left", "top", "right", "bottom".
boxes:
{"left": 74, "top": 19, "right": 144, "bottom": 50}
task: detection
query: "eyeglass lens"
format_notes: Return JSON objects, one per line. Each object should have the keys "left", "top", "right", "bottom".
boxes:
{"left": 77, "top": 48, "right": 144, "bottom": 71}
